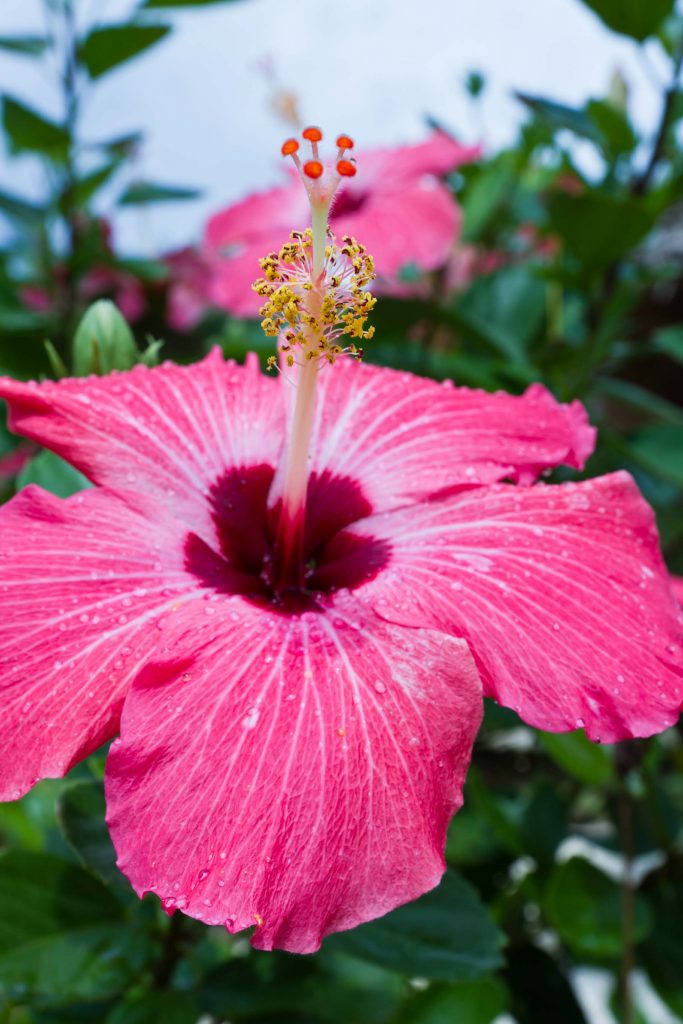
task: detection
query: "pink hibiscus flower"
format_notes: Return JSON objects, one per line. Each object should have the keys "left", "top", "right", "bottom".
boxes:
{"left": 200, "top": 129, "right": 479, "bottom": 318}
{"left": 0, "top": 130, "right": 681, "bottom": 955}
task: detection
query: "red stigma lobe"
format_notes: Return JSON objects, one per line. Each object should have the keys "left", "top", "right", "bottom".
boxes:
{"left": 302, "top": 126, "right": 323, "bottom": 142}
{"left": 337, "top": 159, "right": 357, "bottom": 177}
{"left": 303, "top": 160, "right": 324, "bottom": 180}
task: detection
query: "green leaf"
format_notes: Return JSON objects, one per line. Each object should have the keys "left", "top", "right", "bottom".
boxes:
{"left": 539, "top": 730, "right": 616, "bottom": 786}
{"left": 2, "top": 96, "right": 69, "bottom": 160}
{"left": 547, "top": 191, "right": 654, "bottom": 269}
{"left": 627, "top": 424, "right": 683, "bottom": 485}
{"left": 79, "top": 23, "right": 171, "bottom": 79}
{"left": 453, "top": 266, "right": 546, "bottom": 362}
{"left": 71, "top": 162, "right": 123, "bottom": 207}
{"left": 107, "top": 993, "right": 199, "bottom": 1024}
{"left": 58, "top": 782, "right": 122, "bottom": 888}
{"left": 505, "top": 945, "right": 589, "bottom": 1024}
{"left": 73, "top": 300, "right": 138, "bottom": 376}
{"left": 578, "top": 0, "right": 675, "bottom": 41}
{"left": 653, "top": 325, "right": 683, "bottom": 365}
{"left": 593, "top": 377, "right": 683, "bottom": 426}
{"left": 0, "top": 188, "right": 44, "bottom": 226}
{"left": 0, "top": 36, "right": 48, "bottom": 57}
{"left": 461, "top": 153, "right": 516, "bottom": 242}
{"left": 0, "top": 850, "right": 150, "bottom": 1005}
{"left": 544, "top": 857, "right": 652, "bottom": 957}
{"left": 98, "top": 131, "right": 144, "bottom": 159}
{"left": 516, "top": 93, "right": 603, "bottom": 143}
{"left": 17, "top": 450, "right": 91, "bottom": 498}
{"left": 118, "top": 181, "right": 201, "bottom": 205}
{"left": 586, "top": 99, "right": 638, "bottom": 156}
{"left": 396, "top": 979, "right": 508, "bottom": 1024}
{"left": 327, "top": 869, "right": 505, "bottom": 980}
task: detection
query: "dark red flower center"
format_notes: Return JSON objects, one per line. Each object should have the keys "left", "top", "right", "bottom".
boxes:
{"left": 184, "top": 465, "right": 389, "bottom": 611}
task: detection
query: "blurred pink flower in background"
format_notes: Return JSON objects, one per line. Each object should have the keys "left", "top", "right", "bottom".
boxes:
{"left": 172, "top": 132, "right": 480, "bottom": 321}
{"left": 21, "top": 219, "right": 147, "bottom": 325}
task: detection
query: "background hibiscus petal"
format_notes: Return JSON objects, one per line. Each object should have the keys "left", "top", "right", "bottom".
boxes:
{"left": 105, "top": 596, "right": 482, "bottom": 954}
{"left": 0, "top": 351, "right": 283, "bottom": 546}
{"left": 326, "top": 471, "right": 683, "bottom": 742}
{"left": 0, "top": 485, "right": 209, "bottom": 800}
{"left": 333, "top": 181, "right": 461, "bottom": 276}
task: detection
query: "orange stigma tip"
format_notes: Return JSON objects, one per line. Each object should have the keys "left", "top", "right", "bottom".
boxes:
{"left": 281, "top": 138, "right": 299, "bottom": 156}
{"left": 302, "top": 126, "right": 323, "bottom": 142}
{"left": 303, "top": 159, "right": 324, "bottom": 179}
{"left": 337, "top": 159, "right": 357, "bottom": 177}
{"left": 336, "top": 134, "right": 354, "bottom": 150}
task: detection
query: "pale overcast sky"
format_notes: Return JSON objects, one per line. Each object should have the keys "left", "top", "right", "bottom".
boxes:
{"left": 0, "top": 0, "right": 675, "bottom": 254}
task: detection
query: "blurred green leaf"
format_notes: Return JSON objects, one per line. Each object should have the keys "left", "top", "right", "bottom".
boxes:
{"left": 0, "top": 188, "right": 44, "bottom": 226}
{"left": 453, "top": 266, "right": 546, "bottom": 362}
{"left": 653, "top": 324, "right": 683, "bottom": 364}
{"left": 586, "top": 99, "right": 638, "bottom": 155}
{"left": 73, "top": 300, "right": 138, "bottom": 375}
{"left": 0, "top": 851, "right": 150, "bottom": 1005}
{"left": 71, "top": 163, "right": 123, "bottom": 207}
{"left": 547, "top": 191, "right": 654, "bottom": 269}
{"left": 539, "top": 730, "right": 616, "bottom": 786}
{"left": 98, "top": 131, "right": 144, "bottom": 159}
{"left": 2, "top": 96, "right": 69, "bottom": 160}
{"left": 594, "top": 377, "right": 683, "bottom": 425}
{"left": 118, "top": 182, "right": 201, "bottom": 205}
{"left": 505, "top": 946, "right": 589, "bottom": 1024}
{"left": 17, "top": 450, "right": 91, "bottom": 498}
{"left": 461, "top": 153, "right": 516, "bottom": 241}
{"left": 517, "top": 92, "right": 603, "bottom": 143}
{"left": 107, "top": 993, "right": 199, "bottom": 1024}
{"left": 520, "top": 779, "right": 569, "bottom": 865}
{"left": 465, "top": 71, "right": 486, "bottom": 98}
{"left": 396, "top": 978, "right": 508, "bottom": 1024}
{"left": 578, "top": 0, "right": 675, "bottom": 40}
{"left": 0, "top": 36, "right": 48, "bottom": 56}
{"left": 328, "top": 869, "right": 505, "bottom": 980}
{"left": 658, "top": 11, "right": 683, "bottom": 55}
{"left": 79, "top": 23, "right": 171, "bottom": 79}
{"left": 58, "top": 782, "right": 122, "bottom": 888}
{"left": 545, "top": 857, "right": 651, "bottom": 956}
{"left": 627, "top": 424, "right": 683, "bottom": 485}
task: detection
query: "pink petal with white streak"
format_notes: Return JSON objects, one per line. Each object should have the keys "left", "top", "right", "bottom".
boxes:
{"left": 322, "top": 472, "right": 682, "bottom": 741}
{"left": 297, "top": 361, "right": 594, "bottom": 541}
{"left": 105, "top": 596, "right": 482, "bottom": 953}
{"left": 0, "top": 486, "right": 210, "bottom": 800}
{"left": 0, "top": 351, "right": 282, "bottom": 547}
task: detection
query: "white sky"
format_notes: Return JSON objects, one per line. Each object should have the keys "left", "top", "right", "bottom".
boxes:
{"left": 0, "top": 0, "right": 676, "bottom": 254}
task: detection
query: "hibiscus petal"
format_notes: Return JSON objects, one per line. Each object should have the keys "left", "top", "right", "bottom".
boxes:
{"left": 324, "top": 472, "right": 683, "bottom": 742}
{"left": 0, "top": 351, "right": 282, "bottom": 544}
{"left": 105, "top": 597, "right": 482, "bottom": 953}
{"left": 204, "top": 180, "right": 308, "bottom": 250}
{"left": 301, "top": 361, "right": 594, "bottom": 528}
{"left": 205, "top": 236, "right": 289, "bottom": 318}
{"left": 333, "top": 181, "right": 460, "bottom": 276}
{"left": 0, "top": 485, "right": 210, "bottom": 800}
{"left": 356, "top": 132, "right": 480, "bottom": 190}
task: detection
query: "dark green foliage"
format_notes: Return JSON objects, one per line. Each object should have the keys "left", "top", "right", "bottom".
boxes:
{"left": 578, "top": 0, "right": 676, "bottom": 41}
{"left": 328, "top": 870, "right": 505, "bottom": 980}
